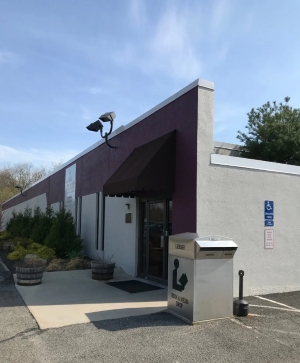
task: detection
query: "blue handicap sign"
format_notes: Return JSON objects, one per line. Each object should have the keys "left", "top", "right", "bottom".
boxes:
{"left": 265, "top": 214, "right": 273, "bottom": 220}
{"left": 265, "top": 220, "right": 274, "bottom": 227}
{"left": 265, "top": 201, "right": 274, "bottom": 215}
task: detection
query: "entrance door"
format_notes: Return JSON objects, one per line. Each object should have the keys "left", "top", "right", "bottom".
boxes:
{"left": 139, "top": 199, "right": 172, "bottom": 285}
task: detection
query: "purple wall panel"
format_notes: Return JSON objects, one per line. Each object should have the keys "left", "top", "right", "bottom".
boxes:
{"left": 3, "top": 87, "right": 198, "bottom": 233}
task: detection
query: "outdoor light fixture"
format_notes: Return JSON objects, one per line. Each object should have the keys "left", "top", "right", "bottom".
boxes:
{"left": 15, "top": 185, "right": 25, "bottom": 196}
{"left": 86, "top": 111, "right": 116, "bottom": 149}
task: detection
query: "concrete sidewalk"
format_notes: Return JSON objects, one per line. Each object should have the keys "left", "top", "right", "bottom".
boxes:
{"left": 14, "top": 268, "right": 167, "bottom": 329}
{"left": 2, "top": 257, "right": 300, "bottom": 362}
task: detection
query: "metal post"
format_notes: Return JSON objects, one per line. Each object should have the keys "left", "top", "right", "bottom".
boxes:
{"left": 239, "top": 270, "right": 244, "bottom": 300}
{"left": 233, "top": 270, "right": 249, "bottom": 317}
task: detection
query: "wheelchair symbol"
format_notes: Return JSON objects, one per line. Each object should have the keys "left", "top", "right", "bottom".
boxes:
{"left": 266, "top": 201, "right": 272, "bottom": 211}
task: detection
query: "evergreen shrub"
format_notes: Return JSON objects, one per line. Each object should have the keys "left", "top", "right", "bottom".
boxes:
{"left": 20, "top": 206, "right": 33, "bottom": 238}
{"left": 31, "top": 206, "right": 54, "bottom": 244}
{"left": 44, "top": 208, "right": 83, "bottom": 258}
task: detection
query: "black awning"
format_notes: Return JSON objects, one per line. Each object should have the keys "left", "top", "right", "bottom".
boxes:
{"left": 103, "top": 131, "right": 176, "bottom": 196}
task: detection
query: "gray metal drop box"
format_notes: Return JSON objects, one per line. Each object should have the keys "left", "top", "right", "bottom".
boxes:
{"left": 168, "top": 233, "right": 238, "bottom": 324}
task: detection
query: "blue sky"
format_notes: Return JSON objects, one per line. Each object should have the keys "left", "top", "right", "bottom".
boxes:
{"left": 1, "top": 0, "right": 300, "bottom": 169}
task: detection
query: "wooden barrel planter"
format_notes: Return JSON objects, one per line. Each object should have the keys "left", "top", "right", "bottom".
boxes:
{"left": 91, "top": 261, "right": 115, "bottom": 280}
{"left": 16, "top": 265, "right": 45, "bottom": 286}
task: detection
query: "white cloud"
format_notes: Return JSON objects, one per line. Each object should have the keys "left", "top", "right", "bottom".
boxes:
{"left": 0, "top": 144, "right": 79, "bottom": 169}
{"left": 146, "top": 2, "right": 202, "bottom": 80}
{"left": 129, "top": 0, "right": 146, "bottom": 28}
{"left": 0, "top": 51, "right": 19, "bottom": 65}
{"left": 88, "top": 87, "right": 111, "bottom": 96}
{"left": 111, "top": 1, "right": 203, "bottom": 80}
{"left": 210, "top": 0, "right": 232, "bottom": 39}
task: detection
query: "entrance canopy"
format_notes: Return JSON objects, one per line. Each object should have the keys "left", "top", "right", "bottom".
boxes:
{"left": 103, "top": 131, "right": 176, "bottom": 197}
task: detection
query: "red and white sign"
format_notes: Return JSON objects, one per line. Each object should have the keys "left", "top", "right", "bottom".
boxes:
{"left": 264, "top": 229, "right": 274, "bottom": 249}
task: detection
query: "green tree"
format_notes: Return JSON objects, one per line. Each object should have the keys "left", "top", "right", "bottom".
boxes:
{"left": 27, "top": 206, "right": 43, "bottom": 238}
{"left": 0, "top": 161, "right": 65, "bottom": 216}
{"left": 44, "top": 208, "right": 83, "bottom": 258}
{"left": 7, "top": 210, "right": 24, "bottom": 237}
{"left": 31, "top": 206, "right": 54, "bottom": 244}
{"left": 237, "top": 97, "right": 300, "bottom": 165}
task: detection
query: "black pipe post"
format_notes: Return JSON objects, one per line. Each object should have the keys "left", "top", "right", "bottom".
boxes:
{"left": 239, "top": 270, "right": 244, "bottom": 300}
{"left": 233, "top": 270, "right": 249, "bottom": 316}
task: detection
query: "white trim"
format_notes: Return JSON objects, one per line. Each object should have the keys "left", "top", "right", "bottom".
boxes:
{"left": 3, "top": 78, "right": 213, "bottom": 206}
{"left": 123, "top": 79, "right": 214, "bottom": 133}
{"left": 211, "top": 154, "right": 300, "bottom": 176}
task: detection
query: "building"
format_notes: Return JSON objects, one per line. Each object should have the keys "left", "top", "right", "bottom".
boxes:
{"left": 3, "top": 78, "right": 300, "bottom": 297}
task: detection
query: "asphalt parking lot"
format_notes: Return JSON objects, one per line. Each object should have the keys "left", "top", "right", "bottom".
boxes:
{"left": 1, "top": 259, "right": 300, "bottom": 363}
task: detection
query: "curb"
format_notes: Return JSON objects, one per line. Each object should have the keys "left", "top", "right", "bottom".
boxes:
{"left": 0, "top": 257, "right": 10, "bottom": 272}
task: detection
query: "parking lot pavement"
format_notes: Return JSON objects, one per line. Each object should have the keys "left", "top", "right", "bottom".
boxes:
{"left": 1, "top": 259, "right": 300, "bottom": 363}
{"left": 4, "top": 306, "right": 300, "bottom": 363}
{"left": 0, "top": 258, "right": 40, "bottom": 363}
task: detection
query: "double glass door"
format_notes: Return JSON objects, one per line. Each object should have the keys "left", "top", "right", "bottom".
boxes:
{"left": 139, "top": 199, "right": 172, "bottom": 285}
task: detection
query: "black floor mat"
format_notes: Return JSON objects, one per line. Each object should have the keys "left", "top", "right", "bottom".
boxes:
{"left": 106, "top": 280, "right": 164, "bottom": 294}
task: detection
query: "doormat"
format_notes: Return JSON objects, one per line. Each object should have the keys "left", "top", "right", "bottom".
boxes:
{"left": 106, "top": 280, "right": 164, "bottom": 294}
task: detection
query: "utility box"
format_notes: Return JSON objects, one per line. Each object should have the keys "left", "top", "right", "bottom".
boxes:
{"left": 168, "top": 233, "right": 238, "bottom": 324}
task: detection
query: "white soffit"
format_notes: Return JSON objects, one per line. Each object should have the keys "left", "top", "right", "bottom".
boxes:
{"left": 3, "top": 78, "right": 214, "bottom": 206}
{"left": 211, "top": 154, "right": 300, "bottom": 176}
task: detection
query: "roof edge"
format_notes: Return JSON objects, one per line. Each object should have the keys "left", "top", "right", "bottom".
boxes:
{"left": 3, "top": 78, "right": 213, "bottom": 207}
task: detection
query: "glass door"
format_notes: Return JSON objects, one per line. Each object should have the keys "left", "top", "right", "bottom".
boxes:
{"left": 139, "top": 199, "right": 172, "bottom": 285}
{"left": 148, "top": 201, "right": 164, "bottom": 279}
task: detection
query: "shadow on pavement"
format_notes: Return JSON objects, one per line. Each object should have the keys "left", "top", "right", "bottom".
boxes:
{"left": 90, "top": 311, "right": 187, "bottom": 331}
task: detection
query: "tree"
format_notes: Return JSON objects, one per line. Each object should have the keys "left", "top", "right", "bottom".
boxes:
{"left": 237, "top": 97, "right": 300, "bottom": 165}
{"left": 0, "top": 160, "right": 65, "bottom": 215}
{"left": 44, "top": 208, "right": 83, "bottom": 258}
{"left": 0, "top": 162, "right": 47, "bottom": 213}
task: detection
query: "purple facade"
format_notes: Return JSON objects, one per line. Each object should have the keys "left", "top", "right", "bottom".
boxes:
{"left": 3, "top": 87, "right": 198, "bottom": 234}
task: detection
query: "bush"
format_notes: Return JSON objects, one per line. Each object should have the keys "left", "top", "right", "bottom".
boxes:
{"left": 65, "top": 258, "right": 91, "bottom": 271}
{"left": 0, "top": 230, "right": 12, "bottom": 240}
{"left": 27, "top": 206, "right": 42, "bottom": 238}
{"left": 7, "top": 210, "right": 24, "bottom": 237}
{"left": 65, "top": 250, "right": 85, "bottom": 259}
{"left": 20, "top": 206, "right": 33, "bottom": 238}
{"left": 45, "top": 259, "right": 67, "bottom": 272}
{"left": 7, "top": 246, "right": 28, "bottom": 260}
{"left": 31, "top": 206, "right": 54, "bottom": 244}
{"left": 8, "top": 242, "right": 56, "bottom": 261}
{"left": 12, "top": 237, "right": 32, "bottom": 249}
{"left": 30, "top": 245, "right": 56, "bottom": 261}
{"left": 5, "top": 210, "right": 17, "bottom": 234}
{"left": 45, "top": 258, "right": 91, "bottom": 271}
{"left": 44, "top": 208, "right": 83, "bottom": 258}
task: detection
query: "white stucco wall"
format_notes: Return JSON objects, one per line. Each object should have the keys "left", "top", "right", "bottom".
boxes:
{"left": 80, "top": 193, "right": 102, "bottom": 260}
{"left": 197, "top": 86, "right": 300, "bottom": 297}
{"left": 2, "top": 193, "right": 47, "bottom": 229}
{"left": 104, "top": 196, "right": 138, "bottom": 276}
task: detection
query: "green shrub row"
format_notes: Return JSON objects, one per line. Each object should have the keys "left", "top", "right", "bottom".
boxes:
{"left": 4, "top": 207, "right": 83, "bottom": 259}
